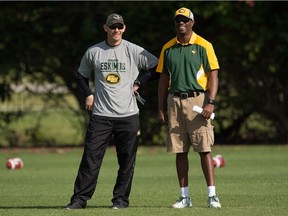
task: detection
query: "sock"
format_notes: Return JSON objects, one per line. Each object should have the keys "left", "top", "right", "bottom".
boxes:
{"left": 180, "top": 187, "right": 189, "bottom": 198}
{"left": 208, "top": 186, "right": 216, "bottom": 197}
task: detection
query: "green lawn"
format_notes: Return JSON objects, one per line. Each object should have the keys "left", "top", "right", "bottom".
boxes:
{"left": 0, "top": 145, "right": 287, "bottom": 216}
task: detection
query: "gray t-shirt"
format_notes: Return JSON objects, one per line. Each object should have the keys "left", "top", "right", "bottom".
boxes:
{"left": 78, "top": 39, "right": 158, "bottom": 118}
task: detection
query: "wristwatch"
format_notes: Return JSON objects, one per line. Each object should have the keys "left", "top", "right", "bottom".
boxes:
{"left": 134, "top": 80, "right": 141, "bottom": 87}
{"left": 208, "top": 99, "right": 216, "bottom": 105}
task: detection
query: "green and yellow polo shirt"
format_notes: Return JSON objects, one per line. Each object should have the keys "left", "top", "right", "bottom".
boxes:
{"left": 156, "top": 32, "right": 219, "bottom": 92}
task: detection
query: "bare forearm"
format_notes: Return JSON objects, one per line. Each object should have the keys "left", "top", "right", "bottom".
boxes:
{"left": 158, "top": 74, "right": 169, "bottom": 111}
{"left": 158, "top": 74, "right": 169, "bottom": 124}
{"left": 208, "top": 70, "right": 218, "bottom": 99}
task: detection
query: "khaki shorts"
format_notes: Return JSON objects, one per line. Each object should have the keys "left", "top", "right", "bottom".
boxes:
{"left": 166, "top": 92, "right": 214, "bottom": 153}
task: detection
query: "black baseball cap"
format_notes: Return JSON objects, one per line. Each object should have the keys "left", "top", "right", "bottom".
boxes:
{"left": 106, "top": 13, "right": 125, "bottom": 27}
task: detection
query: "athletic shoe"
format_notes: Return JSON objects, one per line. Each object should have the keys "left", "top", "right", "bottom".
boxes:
{"left": 171, "top": 197, "right": 192, "bottom": 208}
{"left": 64, "top": 202, "right": 86, "bottom": 210}
{"left": 111, "top": 204, "right": 127, "bottom": 209}
{"left": 208, "top": 196, "right": 221, "bottom": 208}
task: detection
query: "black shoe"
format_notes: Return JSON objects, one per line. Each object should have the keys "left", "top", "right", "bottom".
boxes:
{"left": 65, "top": 202, "right": 86, "bottom": 210}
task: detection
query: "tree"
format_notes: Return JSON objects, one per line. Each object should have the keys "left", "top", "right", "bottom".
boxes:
{"left": 0, "top": 1, "right": 287, "bottom": 146}
{"left": 207, "top": 1, "right": 288, "bottom": 143}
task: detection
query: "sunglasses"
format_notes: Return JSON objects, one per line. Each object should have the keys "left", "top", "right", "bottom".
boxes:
{"left": 109, "top": 23, "right": 124, "bottom": 30}
{"left": 175, "top": 17, "right": 191, "bottom": 23}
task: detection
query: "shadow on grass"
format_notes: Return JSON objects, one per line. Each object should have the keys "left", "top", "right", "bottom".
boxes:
{"left": 0, "top": 205, "right": 174, "bottom": 210}
{"left": 0, "top": 205, "right": 112, "bottom": 209}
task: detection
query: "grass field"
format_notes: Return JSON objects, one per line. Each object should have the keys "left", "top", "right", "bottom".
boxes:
{"left": 0, "top": 145, "right": 287, "bottom": 216}
{"left": 0, "top": 93, "right": 84, "bottom": 147}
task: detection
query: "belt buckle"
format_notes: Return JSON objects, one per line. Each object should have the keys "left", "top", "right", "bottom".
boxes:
{"left": 180, "top": 92, "right": 188, "bottom": 99}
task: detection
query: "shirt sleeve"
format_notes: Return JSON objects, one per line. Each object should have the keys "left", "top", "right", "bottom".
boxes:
{"left": 138, "top": 49, "right": 158, "bottom": 70}
{"left": 156, "top": 47, "right": 165, "bottom": 73}
{"left": 156, "top": 37, "right": 177, "bottom": 74}
{"left": 205, "top": 42, "right": 220, "bottom": 71}
{"left": 78, "top": 49, "right": 94, "bottom": 78}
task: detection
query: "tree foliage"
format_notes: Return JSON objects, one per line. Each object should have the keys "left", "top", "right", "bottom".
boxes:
{"left": 0, "top": 1, "right": 287, "bottom": 146}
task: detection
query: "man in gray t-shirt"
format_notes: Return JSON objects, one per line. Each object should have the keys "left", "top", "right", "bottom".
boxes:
{"left": 65, "top": 13, "right": 158, "bottom": 210}
{"left": 78, "top": 38, "right": 157, "bottom": 117}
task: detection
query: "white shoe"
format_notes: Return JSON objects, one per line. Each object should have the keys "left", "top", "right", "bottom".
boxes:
{"left": 171, "top": 197, "right": 192, "bottom": 208}
{"left": 208, "top": 196, "right": 221, "bottom": 208}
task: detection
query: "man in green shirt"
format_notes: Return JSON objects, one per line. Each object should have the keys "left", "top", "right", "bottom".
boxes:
{"left": 157, "top": 7, "right": 221, "bottom": 209}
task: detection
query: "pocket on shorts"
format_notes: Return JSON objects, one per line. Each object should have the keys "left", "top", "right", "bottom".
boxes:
{"left": 191, "top": 125, "right": 214, "bottom": 151}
